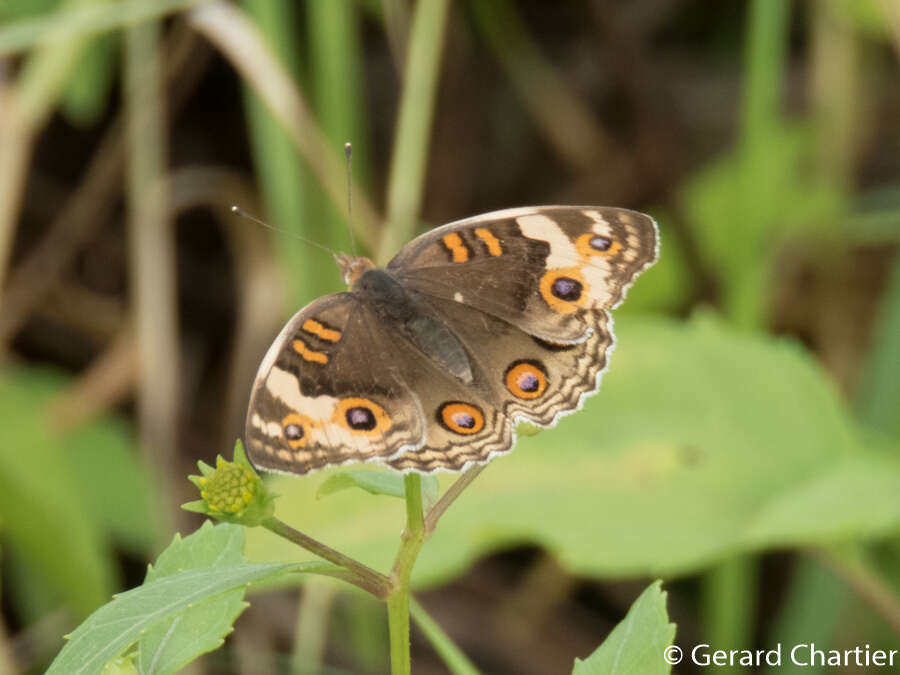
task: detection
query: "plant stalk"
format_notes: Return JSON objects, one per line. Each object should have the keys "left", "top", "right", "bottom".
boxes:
{"left": 262, "top": 516, "right": 391, "bottom": 598}
{"left": 386, "top": 474, "right": 426, "bottom": 674}
{"left": 816, "top": 546, "right": 900, "bottom": 638}
{"left": 410, "top": 597, "right": 480, "bottom": 674}
{"left": 424, "top": 464, "right": 484, "bottom": 535}
{"left": 379, "top": 0, "right": 450, "bottom": 262}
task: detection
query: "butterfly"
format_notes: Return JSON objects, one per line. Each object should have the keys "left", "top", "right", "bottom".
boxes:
{"left": 245, "top": 206, "right": 658, "bottom": 474}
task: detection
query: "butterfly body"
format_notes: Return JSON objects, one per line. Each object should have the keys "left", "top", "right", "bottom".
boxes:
{"left": 246, "top": 206, "right": 658, "bottom": 474}
{"left": 352, "top": 267, "right": 473, "bottom": 383}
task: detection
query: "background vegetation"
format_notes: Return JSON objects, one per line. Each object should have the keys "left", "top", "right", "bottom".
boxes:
{"left": 1, "top": 0, "right": 899, "bottom": 672}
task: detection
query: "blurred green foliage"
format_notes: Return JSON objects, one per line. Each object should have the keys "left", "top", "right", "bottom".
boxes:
{"left": 0, "top": 367, "right": 158, "bottom": 617}
{"left": 0, "top": 0, "right": 899, "bottom": 672}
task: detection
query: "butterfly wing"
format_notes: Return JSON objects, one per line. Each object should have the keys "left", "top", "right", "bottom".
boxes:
{"left": 384, "top": 206, "right": 658, "bottom": 472}
{"left": 387, "top": 206, "right": 658, "bottom": 344}
{"left": 244, "top": 293, "right": 428, "bottom": 474}
{"left": 246, "top": 206, "right": 658, "bottom": 475}
{"left": 385, "top": 294, "right": 613, "bottom": 472}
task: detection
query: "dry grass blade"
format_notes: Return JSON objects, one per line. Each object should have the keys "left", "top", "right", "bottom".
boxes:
{"left": 0, "top": 0, "right": 113, "bottom": 317}
{"left": 381, "top": 0, "right": 411, "bottom": 73}
{"left": 125, "top": 19, "right": 180, "bottom": 531}
{"left": 0, "top": 22, "right": 209, "bottom": 349}
{"left": 49, "top": 325, "right": 139, "bottom": 432}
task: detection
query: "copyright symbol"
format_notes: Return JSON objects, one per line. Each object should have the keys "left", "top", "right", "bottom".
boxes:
{"left": 663, "top": 645, "right": 682, "bottom": 665}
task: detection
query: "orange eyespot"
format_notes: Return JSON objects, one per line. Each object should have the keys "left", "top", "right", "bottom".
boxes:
{"left": 334, "top": 397, "right": 392, "bottom": 435}
{"left": 539, "top": 267, "right": 587, "bottom": 314}
{"left": 437, "top": 402, "right": 485, "bottom": 435}
{"left": 576, "top": 233, "right": 622, "bottom": 259}
{"left": 505, "top": 360, "right": 548, "bottom": 399}
{"left": 281, "top": 413, "right": 314, "bottom": 449}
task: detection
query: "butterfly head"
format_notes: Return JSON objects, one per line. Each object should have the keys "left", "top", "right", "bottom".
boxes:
{"left": 334, "top": 252, "right": 376, "bottom": 289}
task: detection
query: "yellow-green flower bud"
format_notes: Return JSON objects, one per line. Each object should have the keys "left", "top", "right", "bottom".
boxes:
{"left": 184, "top": 440, "right": 276, "bottom": 526}
{"left": 202, "top": 460, "right": 256, "bottom": 514}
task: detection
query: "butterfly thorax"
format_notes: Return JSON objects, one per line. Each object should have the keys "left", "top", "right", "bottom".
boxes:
{"left": 353, "top": 267, "right": 474, "bottom": 384}
{"left": 335, "top": 252, "right": 376, "bottom": 287}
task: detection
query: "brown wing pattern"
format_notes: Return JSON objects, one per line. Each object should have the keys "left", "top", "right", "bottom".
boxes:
{"left": 244, "top": 294, "right": 426, "bottom": 474}
{"left": 389, "top": 206, "right": 657, "bottom": 342}
{"left": 387, "top": 299, "right": 614, "bottom": 472}
{"left": 247, "top": 206, "right": 658, "bottom": 475}
{"left": 384, "top": 206, "right": 657, "bottom": 472}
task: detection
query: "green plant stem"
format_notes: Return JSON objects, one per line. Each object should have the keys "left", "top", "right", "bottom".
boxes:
{"left": 762, "top": 556, "right": 848, "bottom": 675}
{"left": 262, "top": 516, "right": 391, "bottom": 598}
{"left": 424, "top": 464, "right": 485, "bottom": 535}
{"left": 381, "top": 0, "right": 411, "bottom": 71}
{"left": 410, "top": 597, "right": 480, "bottom": 675}
{"left": 266, "top": 466, "right": 484, "bottom": 674}
{"left": 816, "top": 547, "right": 900, "bottom": 638}
{"left": 386, "top": 474, "right": 427, "bottom": 675}
{"left": 386, "top": 587, "right": 412, "bottom": 675}
{"left": 239, "top": 0, "right": 322, "bottom": 310}
{"left": 702, "top": 555, "right": 757, "bottom": 675}
{"left": 379, "top": 0, "right": 450, "bottom": 262}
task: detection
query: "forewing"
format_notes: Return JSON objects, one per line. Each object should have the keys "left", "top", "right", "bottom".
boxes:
{"left": 244, "top": 294, "right": 426, "bottom": 475}
{"left": 387, "top": 206, "right": 658, "bottom": 343}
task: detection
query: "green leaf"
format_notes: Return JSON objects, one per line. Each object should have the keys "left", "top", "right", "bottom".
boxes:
{"left": 317, "top": 468, "right": 406, "bottom": 499}
{"left": 245, "top": 314, "right": 900, "bottom": 584}
{"left": 0, "top": 365, "right": 159, "bottom": 604}
{"left": 241, "top": 0, "right": 344, "bottom": 309}
{"left": 316, "top": 468, "right": 438, "bottom": 508}
{"left": 100, "top": 655, "right": 138, "bottom": 675}
{"left": 67, "top": 414, "right": 159, "bottom": 554}
{"left": 573, "top": 581, "right": 675, "bottom": 675}
{"left": 47, "top": 557, "right": 325, "bottom": 675}
{"left": 746, "top": 455, "right": 900, "bottom": 545}
{"left": 0, "top": 0, "right": 213, "bottom": 56}
{"left": 135, "top": 522, "right": 249, "bottom": 675}
{"left": 0, "top": 365, "right": 153, "bottom": 615}
{"left": 0, "top": 0, "right": 60, "bottom": 22}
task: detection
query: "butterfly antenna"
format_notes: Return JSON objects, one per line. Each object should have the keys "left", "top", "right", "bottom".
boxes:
{"left": 344, "top": 141, "right": 358, "bottom": 256}
{"left": 230, "top": 206, "right": 338, "bottom": 257}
